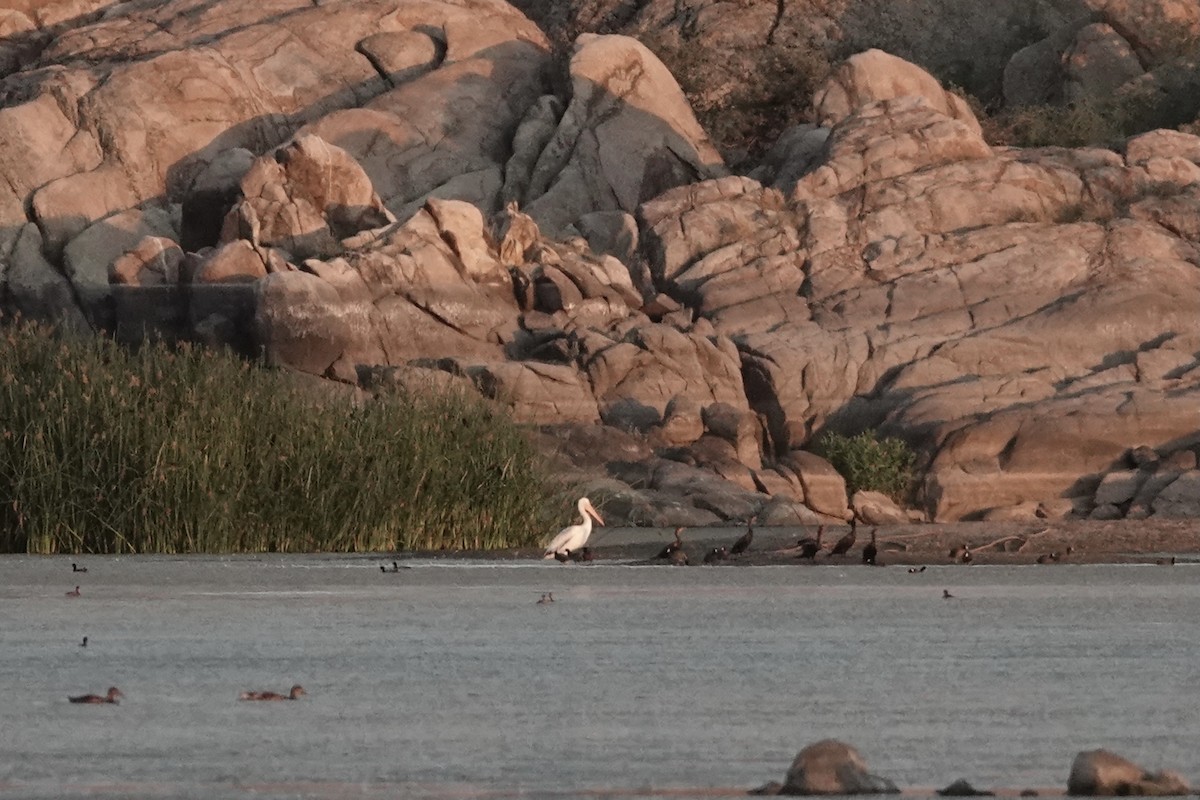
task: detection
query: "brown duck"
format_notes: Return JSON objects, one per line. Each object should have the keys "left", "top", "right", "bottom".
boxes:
{"left": 69, "top": 687, "right": 122, "bottom": 704}
{"left": 657, "top": 527, "right": 684, "bottom": 559}
{"left": 239, "top": 685, "right": 306, "bottom": 701}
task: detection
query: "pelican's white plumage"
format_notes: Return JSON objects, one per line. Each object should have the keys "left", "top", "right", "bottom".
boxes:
{"left": 543, "top": 497, "right": 604, "bottom": 558}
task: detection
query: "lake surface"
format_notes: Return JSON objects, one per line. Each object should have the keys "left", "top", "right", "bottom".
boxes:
{"left": 2, "top": 550, "right": 1198, "bottom": 799}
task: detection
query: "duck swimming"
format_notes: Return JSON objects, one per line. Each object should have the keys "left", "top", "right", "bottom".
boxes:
{"left": 66, "top": 586, "right": 81, "bottom": 597}
{"left": 239, "top": 685, "right": 306, "bottom": 701}
{"left": 72, "top": 563, "right": 87, "bottom": 573}
{"left": 69, "top": 687, "right": 122, "bottom": 704}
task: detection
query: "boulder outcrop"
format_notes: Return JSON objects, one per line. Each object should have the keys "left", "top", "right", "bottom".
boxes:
{"left": 1, "top": 0, "right": 1199, "bottom": 525}
{"left": 1067, "top": 749, "right": 1189, "bottom": 796}
{"left": 780, "top": 739, "right": 900, "bottom": 795}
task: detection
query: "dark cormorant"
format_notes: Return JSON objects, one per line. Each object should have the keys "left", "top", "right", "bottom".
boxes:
{"left": 829, "top": 519, "right": 858, "bottom": 556}
{"left": 797, "top": 526, "right": 824, "bottom": 560}
{"left": 668, "top": 548, "right": 690, "bottom": 566}
{"left": 72, "top": 563, "right": 87, "bottom": 573}
{"left": 943, "top": 589, "right": 955, "bottom": 599}
{"left": 570, "top": 547, "right": 595, "bottom": 563}
{"left": 730, "top": 519, "right": 754, "bottom": 555}
{"left": 862, "top": 528, "right": 878, "bottom": 565}
{"left": 554, "top": 549, "right": 571, "bottom": 563}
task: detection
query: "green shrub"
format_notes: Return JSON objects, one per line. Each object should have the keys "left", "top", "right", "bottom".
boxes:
{"left": 813, "top": 429, "right": 915, "bottom": 502}
{"left": 0, "top": 322, "right": 558, "bottom": 554}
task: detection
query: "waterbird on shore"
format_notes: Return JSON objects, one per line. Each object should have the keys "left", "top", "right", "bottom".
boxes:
{"left": 703, "top": 546, "right": 728, "bottom": 565}
{"left": 657, "top": 527, "right": 684, "bottom": 559}
{"left": 570, "top": 547, "right": 595, "bottom": 563}
{"left": 544, "top": 497, "right": 604, "bottom": 559}
{"left": 1157, "top": 556, "right": 1177, "bottom": 566}
{"left": 69, "top": 687, "right": 122, "bottom": 704}
{"left": 797, "top": 526, "right": 824, "bottom": 560}
{"left": 829, "top": 519, "right": 858, "bottom": 557}
{"left": 729, "top": 518, "right": 754, "bottom": 555}
{"left": 908, "top": 566, "right": 926, "bottom": 573}
{"left": 66, "top": 586, "right": 81, "bottom": 597}
{"left": 239, "top": 685, "right": 306, "bottom": 701}
{"left": 943, "top": 589, "right": 955, "bottom": 599}
{"left": 668, "top": 548, "right": 690, "bottom": 566}
{"left": 1036, "top": 552, "right": 1060, "bottom": 564}
{"left": 72, "top": 563, "right": 87, "bottom": 573}
{"left": 862, "top": 528, "right": 878, "bottom": 565}
{"left": 554, "top": 549, "right": 571, "bottom": 563}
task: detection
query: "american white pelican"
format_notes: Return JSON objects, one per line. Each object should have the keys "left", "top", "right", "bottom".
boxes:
{"left": 543, "top": 497, "right": 604, "bottom": 558}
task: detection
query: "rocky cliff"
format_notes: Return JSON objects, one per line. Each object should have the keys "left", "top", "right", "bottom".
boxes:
{"left": 0, "top": 0, "right": 1197, "bottom": 524}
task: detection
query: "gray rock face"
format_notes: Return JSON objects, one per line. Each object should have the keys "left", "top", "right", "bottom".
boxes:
{"left": 1067, "top": 750, "right": 1189, "bottom": 796}
{"left": 781, "top": 739, "right": 900, "bottom": 795}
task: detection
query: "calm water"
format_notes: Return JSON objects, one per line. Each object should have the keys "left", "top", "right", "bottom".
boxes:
{"left": 1, "top": 552, "right": 1198, "bottom": 799}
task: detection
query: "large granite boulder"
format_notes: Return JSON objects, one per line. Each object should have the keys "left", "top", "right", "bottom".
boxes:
{"left": 781, "top": 739, "right": 900, "bottom": 795}
{"left": 519, "top": 33, "right": 728, "bottom": 235}
{"left": 1067, "top": 749, "right": 1189, "bottom": 796}
{"left": 4, "top": 0, "right": 1200, "bottom": 528}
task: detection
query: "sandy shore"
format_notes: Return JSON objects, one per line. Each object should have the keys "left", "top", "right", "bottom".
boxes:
{"left": 434, "top": 519, "right": 1200, "bottom": 566}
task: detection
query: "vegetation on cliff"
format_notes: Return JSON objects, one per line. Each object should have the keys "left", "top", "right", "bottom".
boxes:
{"left": 814, "top": 430, "right": 915, "bottom": 502}
{"left": 0, "top": 323, "right": 557, "bottom": 554}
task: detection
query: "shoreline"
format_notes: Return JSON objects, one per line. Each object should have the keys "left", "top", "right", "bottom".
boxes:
{"left": 426, "top": 519, "right": 1200, "bottom": 566}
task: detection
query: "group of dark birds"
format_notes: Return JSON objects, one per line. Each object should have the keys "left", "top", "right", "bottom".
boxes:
{"left": 648, "top": 519, "right": 883, "bottom": 567}
{"left": 62, "top": 562, "right": 304, "bottom": 706}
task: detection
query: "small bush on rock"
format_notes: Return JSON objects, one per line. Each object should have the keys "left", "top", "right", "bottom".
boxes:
{"left": 814, "top": 429, "right": 915, "bottom": 502}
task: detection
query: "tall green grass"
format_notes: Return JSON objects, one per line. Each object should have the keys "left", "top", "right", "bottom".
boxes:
{"left": 0, "top": 322, "right": 558, "bottom": 554}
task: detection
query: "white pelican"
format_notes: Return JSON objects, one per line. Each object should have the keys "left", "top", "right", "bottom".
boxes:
{"left": 543, "top": 497, "right": 604, "bottom": 558}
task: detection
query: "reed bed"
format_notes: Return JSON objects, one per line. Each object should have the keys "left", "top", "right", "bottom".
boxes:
{"left": 0, "top": 322, "right": 559, "bottom": 554}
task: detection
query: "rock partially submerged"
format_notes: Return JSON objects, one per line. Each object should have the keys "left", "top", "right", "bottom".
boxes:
{"left": 939, "top": 779, "right": 995, "bottom": 796}
{"left": 1067, "top": 750, "right": 1189, "bottom": 797}
{"left": 779, "top": 739, "right": 899, "bottom": 795}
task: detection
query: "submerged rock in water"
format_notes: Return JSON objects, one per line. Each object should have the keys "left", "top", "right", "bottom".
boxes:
{"left": 939, "top": 779, "right": 996, "bottom": 796}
